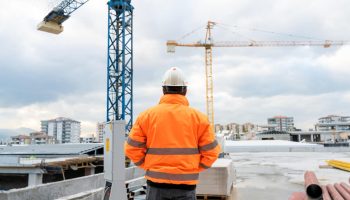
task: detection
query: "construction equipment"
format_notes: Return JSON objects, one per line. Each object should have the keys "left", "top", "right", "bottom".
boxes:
{"left": 38, "top": 0, "right": 134, "bottom": 133}
{"left": 289, "top": 171, "right": 350, "bottom": 200}
{"left": 38, "top": 1, "right": 134, "bottom": 199}
{"left": 167, "top": 21, "right": 348, "bottom": 130}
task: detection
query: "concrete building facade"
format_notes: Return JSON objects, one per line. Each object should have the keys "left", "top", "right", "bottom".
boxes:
{"left": 80, "top": 135, "right": 96, "bottom": 143}
{"left": 268, "top": 116, "right": 295, "bottom": 131}
{"left": 30, "top": 132, "right": 54, "bottom": 145}
{"left": 315, "top": 115, "right": 350, "bottom": 132}
{"left": 289, "top": 130, "right": 350, "bottom": 143}
{"left": 256, "top": 130, "right": 291, "bottom": 141}
{"left": 242, "top": 123, "right": 257, "bottom": 133}
{"left": 0, "top": 144, "right": 104, "bottom": 192}
{"left": 10, "top": 135, "right": 31, "bottom": 145}
{"left": 41, "top": 117, "right": 81, "bottom": 144}
{"left": 10, "top": 132, "right": 54, "bottom": 145}
{"left": 96, "top": 123, "right": 105, "bottom": 143}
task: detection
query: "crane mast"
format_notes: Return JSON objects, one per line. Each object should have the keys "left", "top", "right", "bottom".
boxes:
{"left": 38, "top": 0, "right": 134, "bottom": 132}
{"left": 167, "top": 21, "right": 348, "bottom": 131}
{"left": 38, "top": 1, "right": 133, "bottom": 199}
{"left": 107, "top": 0, "right": 133, "bottom": 132}
{"left": 204, "top": 21, "right": 215, "bottom": 131}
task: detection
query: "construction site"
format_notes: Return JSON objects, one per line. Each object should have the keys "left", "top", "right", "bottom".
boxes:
{"left": 1, "top": 0, "right": 350, "bottom": 200}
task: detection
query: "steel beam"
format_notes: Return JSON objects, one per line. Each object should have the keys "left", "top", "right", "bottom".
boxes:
{"left": 106, "top": 0, "right": 133, "bottom": 133}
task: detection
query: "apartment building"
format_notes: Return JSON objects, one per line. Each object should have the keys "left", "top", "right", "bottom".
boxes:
{"left": 41, "top": 117, "right": 81, "bottom": 144}
{"left": 315, "top": 115, "right": 350, "bottom": 132}
{"left": 96, "top": 123, "right": 105, "bottom": 143}
{"left": 267, "top": 116, "right": 295, "bottom": 132}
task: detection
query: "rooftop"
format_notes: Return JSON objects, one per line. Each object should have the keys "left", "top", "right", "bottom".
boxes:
{"left": 0, "top": 143, "right": 103, "bottom": 156}
{"left": 41, "top": 117, "right": 80, "bottom": 123}
{"left": 258, "top": 130, "right": 289, "bottom": 135}
{"left": 270, "top": 116, "right": 290, "bottom": 119}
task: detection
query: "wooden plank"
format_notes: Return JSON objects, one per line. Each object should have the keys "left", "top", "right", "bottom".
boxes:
{"left": 196, "top": 194, "right": 229, "bottom": 200}
{"left": 319, "top": 164, "right": 333, "bottom": 169}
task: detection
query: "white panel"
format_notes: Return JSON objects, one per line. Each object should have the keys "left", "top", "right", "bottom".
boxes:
{"left": 48, "top": 122, "right": 55, "bottom": 137}
{"left": 104, "top": 120, "right": 127, "bottom": 200}
{"left": 57, "top": 122, "right": 63, "bottom": 143}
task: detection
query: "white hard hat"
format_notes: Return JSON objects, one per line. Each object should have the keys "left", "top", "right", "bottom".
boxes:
{"left": 162, "top": 67, "right": 187, "bottom": 86}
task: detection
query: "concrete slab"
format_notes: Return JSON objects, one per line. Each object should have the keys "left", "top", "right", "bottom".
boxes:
{"left": 230, "top": 152, "right": 350, "bottom": 199}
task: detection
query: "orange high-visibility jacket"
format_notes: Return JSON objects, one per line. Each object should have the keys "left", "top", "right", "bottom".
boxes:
{"left": 124, "top": 94, "right": 220, "bottom": 185}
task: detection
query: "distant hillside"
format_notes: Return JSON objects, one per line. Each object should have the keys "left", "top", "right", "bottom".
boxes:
{"left": 0, "top": 127, "right": 37, "bottom": 141}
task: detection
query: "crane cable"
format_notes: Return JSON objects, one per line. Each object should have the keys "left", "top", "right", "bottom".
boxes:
{"left": 215, "top": 24, "right": 257, "bottom": 43}
{"left": 175, "top": 21, "right": 328, "bottom": 45}
{"left": 216, "top": 22, "right": 325, "bottom": 41}
{"left": 176, "top": 24, "right": 207, "bottom": 42}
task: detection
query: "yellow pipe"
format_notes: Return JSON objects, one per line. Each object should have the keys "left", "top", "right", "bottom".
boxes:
{"left": 328, "top": 160, "right": 350, "bottom": 168}
{"left": 326, "top": 160, "right": 350, "bottom": 172}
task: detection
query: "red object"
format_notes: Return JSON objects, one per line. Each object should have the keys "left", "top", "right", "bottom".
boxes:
{"left": 322, "top": 185, "right": 332, "bottom": 200}
{"left": 288, "top": 192, "right": 307, "bottom": 200}
{"left": 335, "top": 183, "right": 350, "bottom": 199}
{"left": 327, "top": 184, "right": 345, "bottom": 200}
{"left": 340, "top": 182, "right": 350, "bottom": 194}
{"left": 304, "top": 171, "right": 322, "bottom": 199}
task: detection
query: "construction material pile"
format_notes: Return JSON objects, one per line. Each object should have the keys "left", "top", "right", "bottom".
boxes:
{"left": 327, "top": 160, "right": 350, "bottom": 172}
{"left": 289, "top": 171, "right": 350, "bottom": 200}
{"left": 196, "top": 158, "right": 235, "bottom": 197}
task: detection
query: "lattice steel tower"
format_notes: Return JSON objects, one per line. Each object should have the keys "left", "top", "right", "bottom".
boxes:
{"left": 38, "top": 0, "right": 134, "bottom": 132}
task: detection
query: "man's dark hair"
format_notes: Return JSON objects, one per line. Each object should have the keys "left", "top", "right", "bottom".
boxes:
{"left": 163, "top": 86, "right": 187, "bottom": 96}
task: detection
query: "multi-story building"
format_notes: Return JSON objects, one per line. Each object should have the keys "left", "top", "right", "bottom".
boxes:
{"left": 256, "top": 125, "right": 273, "bottom": 132}
{"left": 10, "top": 132, "right": 54, "bottom": 145}
{"left": 225, "top": 123, "right": 242, "bottom": 134}
{"left": 242, "top": 123, "right": 256, "bottom": 133}
{"left": 267, "top": 116, "right": 295, "bottom": 132}
{"left": 80, "top": 134, "right": 96, "bottom": 143}
{"left": 96, "top": 123, "right": 105, "bottom": 143}
{"left": 214, "top": 124, "right": 223, "bottom": 133}
{"left": 30, "top": 132, "right": 54, "bottom": 145}
{"left": 41, "top": 117, "right": 81, "bottom": 144}
{"left": 315, "top": 115, "right": 350, "bottom": 132}
{"left": 40, "top": 121, "right": 49, "bottom": 135}
{"left": 11, "top": 135, "right": 31, "bottom": 145}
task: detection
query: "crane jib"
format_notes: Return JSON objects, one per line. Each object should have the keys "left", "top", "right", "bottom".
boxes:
{"left": 38, "top": 0, "right": 135, "bottom": 133}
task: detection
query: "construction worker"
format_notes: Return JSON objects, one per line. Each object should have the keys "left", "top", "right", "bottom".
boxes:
{"left": 125, "top": 67, "right": 220, "bottom": 200}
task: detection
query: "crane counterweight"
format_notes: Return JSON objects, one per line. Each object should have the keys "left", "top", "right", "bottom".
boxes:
{"left": 37, "top": 21, "right": 64, "bottom": 34}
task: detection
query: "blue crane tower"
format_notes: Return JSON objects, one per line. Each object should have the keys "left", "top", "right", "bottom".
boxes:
{"left": 39, "top": 1, "right": 134, "bottom": 198}
{"left": 38, "top": 0, "right": 134, "bottom": 132}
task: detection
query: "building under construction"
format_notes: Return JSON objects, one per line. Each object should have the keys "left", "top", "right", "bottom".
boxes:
{"left": 1, "top": 0, "right": 350, "bottom": 199}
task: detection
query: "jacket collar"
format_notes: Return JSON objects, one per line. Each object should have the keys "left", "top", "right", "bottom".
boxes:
{"left": 159, "top": 94, "right": 189, "bottom": 106}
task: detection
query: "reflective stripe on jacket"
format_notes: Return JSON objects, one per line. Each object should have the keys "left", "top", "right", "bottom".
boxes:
{"left": 124, "top": 94, "right": 220, "bottom": 185}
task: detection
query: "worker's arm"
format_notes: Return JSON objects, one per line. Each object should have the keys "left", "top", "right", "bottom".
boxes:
{"left": 124, "top": 115, "right": 147, "bottom": 169}
{"left": 198, "top": 120, "right": 220, "bottom": 172}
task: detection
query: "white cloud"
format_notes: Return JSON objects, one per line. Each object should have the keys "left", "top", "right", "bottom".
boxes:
{"left": 316, "top": 46, "right": 350, "bottom": 77}
{"left": 0, "top": 0, "right": 350, "bottom": 136}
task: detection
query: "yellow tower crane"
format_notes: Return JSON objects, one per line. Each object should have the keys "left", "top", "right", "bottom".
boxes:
{"left": 167, "top": 21, "right": 348, "bottom": 130}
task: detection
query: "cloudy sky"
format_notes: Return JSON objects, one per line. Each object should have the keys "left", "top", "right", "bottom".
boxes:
{"left": 0, "top": 0, "right": 349, "bottom": 136}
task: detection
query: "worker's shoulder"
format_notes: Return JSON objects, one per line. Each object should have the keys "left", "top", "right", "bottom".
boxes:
{"left": 139, "top": 104, "right": 207, "bottom": 120}
{"left": 138, "top": 105, "right": 158, "bottom": 117}
{"left": 187, "top": 106, "right": 208, "bottom": 119}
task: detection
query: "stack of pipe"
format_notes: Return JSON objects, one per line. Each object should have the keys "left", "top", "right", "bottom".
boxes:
{"left": 289, "top": 171, "right": 350, "bottom": 200}
{"left": 327, "top": 160, "right": 350, "bottom": 172}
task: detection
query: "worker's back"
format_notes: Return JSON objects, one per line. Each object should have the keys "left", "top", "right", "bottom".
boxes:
{"left": 142, "top": 94, "right": 207, "bottom": 175}
{"left": 124, "top": 67, "right": 219, "bottom": 200}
